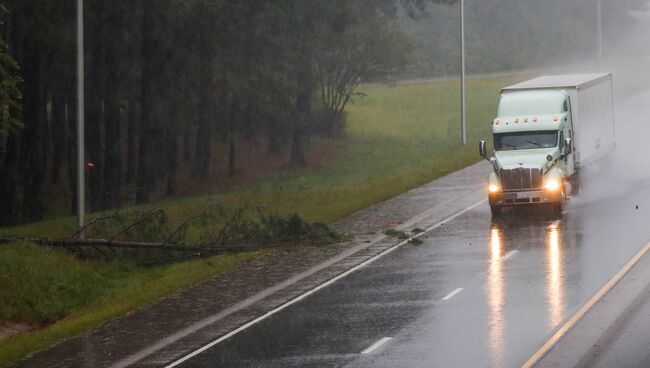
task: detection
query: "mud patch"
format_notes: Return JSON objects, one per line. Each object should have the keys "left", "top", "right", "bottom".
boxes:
{"left": 0, "top": 323, "right": 34, "bottom": 341}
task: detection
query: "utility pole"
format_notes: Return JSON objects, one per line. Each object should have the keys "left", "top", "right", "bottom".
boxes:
{"left": 76, "top": 0, "right": 85, "bottom": 237}
{"left": 460, "top": 0, "right": 467, "bottom": 144}
{"left": 596, "top": 0, "right": 603, "bottom": 62}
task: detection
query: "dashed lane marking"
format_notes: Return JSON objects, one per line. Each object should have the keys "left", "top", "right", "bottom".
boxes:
{"left": 442, "top": 288, "right": 464, "bottom": 301}
{"left": 503, "top": 250, "right": 519, "bottom": 260}
{"left": 162, "top": 199, "right": 487, "bottom": 368}
{"left": 361, "top": 337, "right": 393, "bottom": 355}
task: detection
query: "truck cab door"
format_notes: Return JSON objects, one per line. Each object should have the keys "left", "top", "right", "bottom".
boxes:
{"left": 563, "top": 99, "right": 576, "bottom": 176}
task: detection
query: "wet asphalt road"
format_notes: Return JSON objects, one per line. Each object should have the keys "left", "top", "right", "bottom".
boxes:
{"left": 176, "top": 93, "right": 650, "bottom": 368}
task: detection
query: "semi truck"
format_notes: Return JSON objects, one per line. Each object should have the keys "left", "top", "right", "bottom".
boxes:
{"left": 479, "top": 73, "right": 615, "bottom": 216}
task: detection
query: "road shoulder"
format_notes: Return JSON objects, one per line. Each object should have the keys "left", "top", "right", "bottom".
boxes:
{"left": 537, "top": 242, "right": 650, "bottom": 368}
{"left": 15, "top": 162, "right": 489, "bottom": 368}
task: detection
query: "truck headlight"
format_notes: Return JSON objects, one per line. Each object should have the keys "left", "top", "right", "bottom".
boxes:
{"left": 488, "top": 184, "right": 501, "bottom": 193}
{"left": 543, "top": 179, "right": 561, "bottom": 191}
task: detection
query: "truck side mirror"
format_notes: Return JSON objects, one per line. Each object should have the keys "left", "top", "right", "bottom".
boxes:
{"left": 564, "top": 137, "right": 572, "bottom": 155}
{"left": 479, "top": 140, "right": 488, "bottom": 160}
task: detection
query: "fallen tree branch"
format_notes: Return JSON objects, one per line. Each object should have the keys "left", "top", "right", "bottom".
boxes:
{"left": 164, "top": 202, "right": 228, "bottom": 245}
{"left": 108, "top": 209, "right": 164, "bottom": 241}
{"left": 0, "top": 237, "right": 284, "bottom": 255}
{"left": 69, "top": 215, "right": 112, "bottom": 239}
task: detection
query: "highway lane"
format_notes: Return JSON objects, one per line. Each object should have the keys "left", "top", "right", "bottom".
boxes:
{"left": 173, "top": 91, "right": 650, "bottom": 368}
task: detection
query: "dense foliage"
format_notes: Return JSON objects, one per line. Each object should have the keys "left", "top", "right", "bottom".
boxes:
{"left": 0, "top": 5, "right": 21, "bottom": 173}
{"left": 0, "top": 0, "right": 436, "bottom": 225}
{"left": 0, "top": 0, "right": 646, "bottom": 226}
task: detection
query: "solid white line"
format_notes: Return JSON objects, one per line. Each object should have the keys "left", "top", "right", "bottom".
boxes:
{"left": 361, "top": 337, "right": 392, "bottom": 354}
{"left": 163, "top": 199, "right": 486, "bottom": 368}
{"left": 502, "top": 250, "right": 519, "bottom": 260}
{"left": 522, "top": 241, "right": 650, "bottom": 368}
{"left": 441, "top": 288, "right": 464, "bottom": 301}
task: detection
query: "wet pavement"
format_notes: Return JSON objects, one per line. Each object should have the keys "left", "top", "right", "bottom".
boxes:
{"left": 15, "top": 88, "right": 650, "bottom": 368}
{"left": 175, "top": 190, "right": 650, "bottom": 368}
{"left": 538, "top": 242, "right": 650, "bottom": 368}
{"left": 170, "top": 90, "right": 650, "bottom": 367}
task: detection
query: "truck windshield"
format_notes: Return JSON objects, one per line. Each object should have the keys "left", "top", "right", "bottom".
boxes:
{"left": 494, "top": 131, "right": 558, "bottom": 151}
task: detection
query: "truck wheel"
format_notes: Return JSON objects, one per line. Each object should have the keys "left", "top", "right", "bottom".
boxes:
{"left": 551, "top": 201, "right": 563, "bottom": 217}
{"left": 490, "top": 205, "right": 502, "bottom": 217}
{"left": 570, "top": 176, "right": 581, "bottom": 196}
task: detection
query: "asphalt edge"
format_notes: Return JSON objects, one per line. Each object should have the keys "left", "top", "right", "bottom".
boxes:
{"left": 521, "top": 241, "right": 650, "bottom": 368}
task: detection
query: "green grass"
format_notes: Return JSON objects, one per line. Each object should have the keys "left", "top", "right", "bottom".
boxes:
{"left": 0, "top": 75, "right": 528, "bottom": 365}
{"left": 0, "top": 241, "right": 257, "bottom": 366}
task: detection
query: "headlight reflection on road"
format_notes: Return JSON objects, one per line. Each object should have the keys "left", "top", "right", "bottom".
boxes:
{"left": 546, "top": 221, "right": 565, "bottom": 328}
{"left": 487, "top": 226, "right": 505, "bottom": 367}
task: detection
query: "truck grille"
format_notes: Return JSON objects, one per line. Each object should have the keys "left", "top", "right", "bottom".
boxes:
{"left": 499, "top": 167, "right": 542, "bottom": 191}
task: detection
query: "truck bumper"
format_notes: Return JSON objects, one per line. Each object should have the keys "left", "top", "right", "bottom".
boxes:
{"left": 489, "top": 190, "right": 562, "bottom": 206}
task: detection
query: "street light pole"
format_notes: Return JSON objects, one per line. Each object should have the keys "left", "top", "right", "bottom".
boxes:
{"left": 460, "top": 0, "right": 467, "bottom": 144}
{"left": 596, "top": 0, "right": 603, "bottom": 62}
{"left": 76, "top": 0, "right": 85, "bottom": 237}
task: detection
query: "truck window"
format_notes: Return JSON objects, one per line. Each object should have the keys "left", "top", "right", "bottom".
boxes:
{"left": 563, "top": 100, "right": 568, "bottom": 112}
{"left": 559, "top": 131, "right": 565, "bottom": 149}
{"left": 494, "top": 131, "right": 559, "bottom": 151}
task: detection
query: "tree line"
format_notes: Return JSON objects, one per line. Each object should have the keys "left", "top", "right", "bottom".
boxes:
{"left": 0, "top": 0, "right": 453, "bottom": 226}
{"left": 4, "top": 0, "right": 643, "bottom": 226}
{"left": 400, "top": 0, "right": 648, "bottom": 78}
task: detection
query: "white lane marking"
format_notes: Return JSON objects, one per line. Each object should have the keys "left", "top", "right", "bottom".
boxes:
{"left": 502, "top": 250, "right": 519, "bottom": 260}
{"left": 361, "top": 337, "right": 393, "bottom": 354}
{"left": 163, "top": 199, "right": 487, "bottom": 368}
{"left": 441, "top": 288, "right": 464, "bottom": 301}
{"left": 522, "top": 241, "right": 650, "bottom": 368}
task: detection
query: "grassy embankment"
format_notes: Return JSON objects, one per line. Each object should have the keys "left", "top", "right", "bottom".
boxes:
{"left": 0, "top": 75, "right": 524, "bottom": 365}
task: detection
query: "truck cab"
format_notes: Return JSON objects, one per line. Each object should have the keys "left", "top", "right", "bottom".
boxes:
{"left": 480, "top": 73, "right": 615, "bottom": 217}
{"left": 480, "top": 90, "right": 574, "bottom": 216}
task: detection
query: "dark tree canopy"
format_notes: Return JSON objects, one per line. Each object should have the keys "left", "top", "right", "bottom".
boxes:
{"left": 0, "top": 0, "right": 645, "bottom": 224}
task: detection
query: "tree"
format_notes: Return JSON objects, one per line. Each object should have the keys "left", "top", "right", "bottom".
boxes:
{"left": 0, "top": 19, "right": 21, "bottom": 158}
{"left": 313, "top": 1, "right": 413, "bottom": 134}
{"left": 0, "top": 9, "right": 21, "bottom": 225}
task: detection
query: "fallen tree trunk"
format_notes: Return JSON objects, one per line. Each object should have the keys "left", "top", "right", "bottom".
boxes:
{"left": 0, "top": 237, "right": 275, "bottom": 254}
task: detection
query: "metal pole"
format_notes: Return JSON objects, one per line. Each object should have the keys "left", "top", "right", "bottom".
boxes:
{"left": 460, "top": 0, "right": 467, "bottom": 144}
{"left": 596, "top": 0, "right": 603, "bottom": 62}
{"left": 76, "top": 0, "right": 85, "bottom": 237}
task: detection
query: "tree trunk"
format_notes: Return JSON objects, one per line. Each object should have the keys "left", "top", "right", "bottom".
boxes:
{"left": 228, "top": 135, "right": 235, "bottom": 176}
{"left": 20, "top": 54, "right": 47, "bottom": 222}
{"left": 86, "top": 5, "right": 106, "bottom": 211}
{"left": 66, "top": 94, "right": 78, "bottom": 215}
{"left": 267, "top": 129, "right": 283, "bottom": 155}
{"left": 0, "top": 134, "right": 20, "bottom": 225}
{"left": 136, "top": 0, "right": 155, "bottom": 204}
{"left": 228, "top": 99, "right": 238, "bottom": 176}
{"left": 182, "top": 130, "right": 192, "bottom": 168}
{"left": 103, "top": 76, "right": 122, "bottom": 209}
{"left": 126, "top": 96, "right": 138, "bottom": 183}
{"left": 289, "top": 128, "right": 306, "bottom": 166}
{"left": 165, "top": 134, "right": 178, "bottom": 196}
{"left": 192, "top": 85, "right": 212, "bottom": 182}
{"left": 290, "top": 82, "right": 312, "bottom": 166}
{"left": 51, "top": 93, "right": 67, "bottom": 183}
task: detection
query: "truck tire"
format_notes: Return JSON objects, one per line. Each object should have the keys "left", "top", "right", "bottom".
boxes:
{"left": 490, "top": 205, "right": 502, "bottom": 217}
{"left": 570, "top": 176, "right": 581, "bottom": 196}
{"left": 551, "top": 200, "right": 563, "bottom": 217}
{"left": 552, "top": 202, "right": 562, "bottom": 216}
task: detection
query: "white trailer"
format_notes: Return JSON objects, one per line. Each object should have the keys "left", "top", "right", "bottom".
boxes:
{"left": 501, "top": 73, "right": 615, "bottom": 169}
{"left": 479, "top": 73, "right": 616, "bottom": 216}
